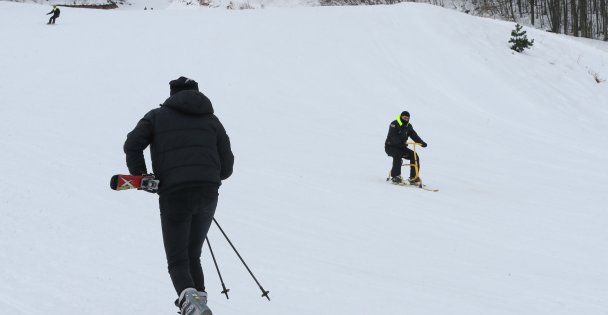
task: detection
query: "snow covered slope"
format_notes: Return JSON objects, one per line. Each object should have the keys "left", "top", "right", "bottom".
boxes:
{"left": 1, "top": 2, "right": 607, "bottom": 314}
{"left": 15, "top": 0, "right": 318, "bottom": 10}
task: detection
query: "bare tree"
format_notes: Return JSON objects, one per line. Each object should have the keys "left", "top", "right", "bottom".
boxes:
{"left": 563, "top": 0, "right": 569, "bottom": 34}
{"left": 572, "top": 0, "right": 579, "bottom": 36}
{"left": 600, "top": 0, "right": 608, "bottom": 41}
{"left": 531, "top": 0, "right": 536, "bottom": 24}
{"left": 548, "top": 0, "right": 562, "bottom": 32}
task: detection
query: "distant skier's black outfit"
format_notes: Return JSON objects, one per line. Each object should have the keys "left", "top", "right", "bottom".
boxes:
{"left": 47, "top": 6, "right": 60, "bottom": 24}
{"left": 124, "top": 77, "right": 234, "bottom": 296}
{"left": 385, "top": 111, "right": 427, "bottom": 179}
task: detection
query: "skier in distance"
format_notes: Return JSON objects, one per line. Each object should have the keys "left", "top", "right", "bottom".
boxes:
{"left": 46, "top": 5, "right": 60, "bottom": 25}
{"left": 384, "top": 111, "right": 427, "bottom": 184}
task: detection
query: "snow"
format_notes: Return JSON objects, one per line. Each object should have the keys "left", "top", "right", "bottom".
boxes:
{"left": 1, "top": 2, "right": 608, "bottom": 314}
{"left": 20, "top": 0, "right": 319, "bottom": 10}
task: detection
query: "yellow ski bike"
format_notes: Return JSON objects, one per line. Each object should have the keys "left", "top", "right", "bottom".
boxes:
{"left": 386, "top": 142, "right": 438, "bottom": 192}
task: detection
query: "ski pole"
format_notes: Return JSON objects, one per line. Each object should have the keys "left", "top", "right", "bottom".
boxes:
{"left": 212, "top": 218, "right": 270, "bottom": 301}
{"left": 206, "top": 236, "right": 230, "bottom": 299}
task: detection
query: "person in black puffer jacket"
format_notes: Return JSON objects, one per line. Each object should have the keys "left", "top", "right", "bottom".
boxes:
{"left": 124, "top": 76, "right": 234, "bottom": 315}
{"left": 385, "top": 111, "right": 427, "bottom": 184}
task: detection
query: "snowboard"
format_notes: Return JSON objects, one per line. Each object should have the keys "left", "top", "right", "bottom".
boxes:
{"left": 110, "top": 174, "right": 159, "bottom": 192}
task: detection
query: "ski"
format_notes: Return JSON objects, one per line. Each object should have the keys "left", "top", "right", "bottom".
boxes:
{"left": 417, "top": 184, "right": 439, "bottom": 192}
{"left": 110, "top": 174, "right": 159, "bottom": 192}
{"left": 388, "top": 180, "right": 439, "bottom": 192}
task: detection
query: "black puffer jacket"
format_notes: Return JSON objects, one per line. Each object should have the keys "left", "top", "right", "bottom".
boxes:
{"left": 47, "top": 7, "right": 60, "bottom": 17}
{"left": 124, "top": 90, "right": 234, "bottom": 194}
{"left": 385, "top": 119, "right": 424, "bottom": 153}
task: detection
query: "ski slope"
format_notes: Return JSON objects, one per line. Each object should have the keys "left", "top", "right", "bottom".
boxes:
{"left": 1, "top": 2, "right": 608, "bottom": 314}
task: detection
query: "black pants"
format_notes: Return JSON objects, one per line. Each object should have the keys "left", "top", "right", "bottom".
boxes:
{"left": 159, "top": 186, "right": 218, "bottom": 295}
{"left": 48, "top": 15, "right": 58, "bottom": 24}
{"left": 387, "top": 146, "right": 420, "bottom": 178}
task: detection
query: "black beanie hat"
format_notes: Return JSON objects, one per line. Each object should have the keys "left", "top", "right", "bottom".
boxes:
{"left": 401, "top": 111, "right": 410, "bottom": 117}
{"left": 170, "top": 76, "right": 199, "bottom": 95}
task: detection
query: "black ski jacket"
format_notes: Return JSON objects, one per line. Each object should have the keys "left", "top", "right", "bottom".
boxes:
{"left": 124, "top": 90, "right": 234, "bottom": 194}
{"left": 47, "top": 7, "right": 60, "bottom": 17}
{"left": 385, "top": 119, "right": 424, "bottom": 151}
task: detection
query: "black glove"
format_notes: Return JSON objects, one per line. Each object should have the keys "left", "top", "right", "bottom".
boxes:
{"left": 139, "top": 174, "right": 159, "bottom": 194}
{"left": 421, "top": 142, "right": 427, "bottom": 148}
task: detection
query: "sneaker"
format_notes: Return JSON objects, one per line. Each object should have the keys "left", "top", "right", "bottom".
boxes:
{"left": 177, "top": 288, "right": 212, "bottom": 315}
{"left": 408, "top": 177, "right": 421, "bottom": 184}
{"left": 391, "top": 176, "right": 403, "bottom": 184}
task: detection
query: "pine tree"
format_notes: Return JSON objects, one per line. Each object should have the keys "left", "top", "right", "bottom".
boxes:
{"left": 509, "top": 24, "right": 535, "bottom": 53}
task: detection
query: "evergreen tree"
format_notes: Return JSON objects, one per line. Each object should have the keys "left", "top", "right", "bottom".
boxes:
{"left": 509, "top": 24, "right": 535, "bottom": 53}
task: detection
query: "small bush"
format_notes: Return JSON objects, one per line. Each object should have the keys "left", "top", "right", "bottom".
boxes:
{"left": 509, "top": 23, "right": 534, "bottom": 53}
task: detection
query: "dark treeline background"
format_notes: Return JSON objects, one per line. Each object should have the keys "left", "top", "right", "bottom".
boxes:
{"left": 320, "top": 0, "right": 608, "bottom": 40}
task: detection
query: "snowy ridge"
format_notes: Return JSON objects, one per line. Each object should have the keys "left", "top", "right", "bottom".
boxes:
{"left": 12, "top": 0, "right": 318, "bottom": 10}
{"left": 1, "top": 2, "right": 608, "bottom": 315}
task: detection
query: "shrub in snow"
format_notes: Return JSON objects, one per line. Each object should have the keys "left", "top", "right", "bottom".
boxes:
{"left": 509, "top": 23, "right": 534, "bottom": 53}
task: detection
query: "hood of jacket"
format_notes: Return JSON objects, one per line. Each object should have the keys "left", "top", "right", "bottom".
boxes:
{"left": 162, "top": 90, "right": 214, "bottom": 115}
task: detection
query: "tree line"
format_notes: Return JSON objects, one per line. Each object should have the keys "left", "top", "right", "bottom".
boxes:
{"left": 320, "top": 0, "right": 608, "bottom": 40}
{"left": 479, "top": 0, "right": 607, "bottom": 40}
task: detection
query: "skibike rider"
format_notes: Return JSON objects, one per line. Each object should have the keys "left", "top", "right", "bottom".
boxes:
{"left": 124, "top": 76, "right": 234, "bottom": 315}
{"left": 385, "top": 111, "right": 427, "bottom": 184}
{"left": 46, "top": 5, "right": 60, "bottom": 25}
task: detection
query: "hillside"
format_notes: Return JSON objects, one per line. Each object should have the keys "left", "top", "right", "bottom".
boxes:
{"left": 1, "top": 2, "right": 607, "bottom": 314}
